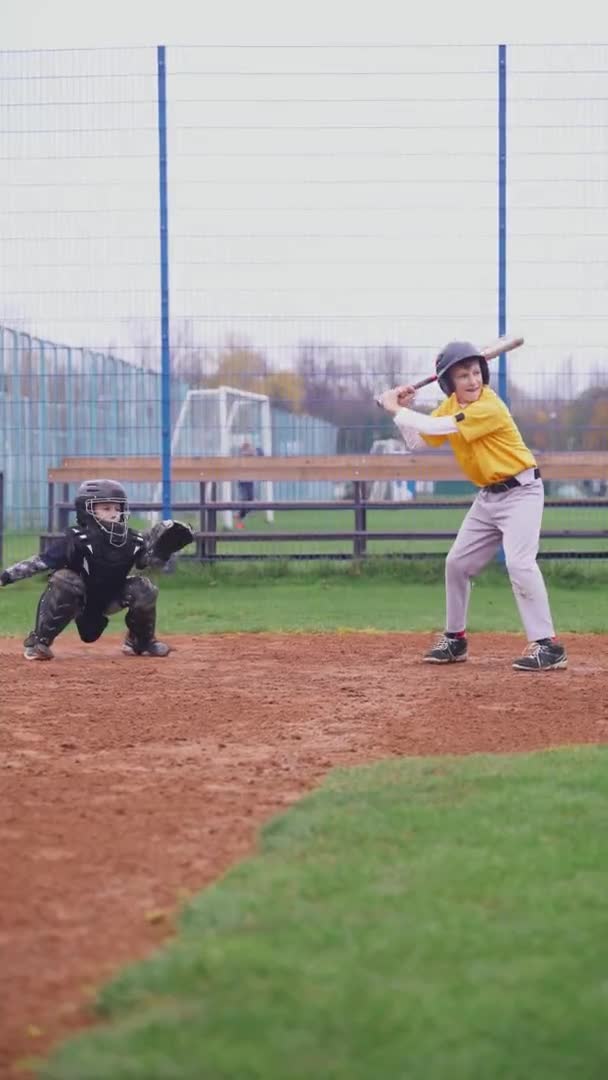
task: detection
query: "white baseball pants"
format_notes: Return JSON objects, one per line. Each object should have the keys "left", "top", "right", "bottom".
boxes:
{"left": 445, "top": 477, "right": 555, "bottom": 641}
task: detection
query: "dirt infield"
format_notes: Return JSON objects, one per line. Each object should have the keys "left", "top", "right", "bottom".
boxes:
{"left": 1, "top": 630, "right": 607, "bottom": 1077}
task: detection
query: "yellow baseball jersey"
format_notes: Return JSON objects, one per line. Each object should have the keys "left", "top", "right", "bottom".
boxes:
{"left": 421, "top": 386, "right": 536, "bottom": 487}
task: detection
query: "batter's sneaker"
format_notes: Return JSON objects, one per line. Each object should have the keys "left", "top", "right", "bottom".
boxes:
{"left": 23, "top": 632, "right": 54, "bottom": 661}
{"left": 512, "top": 640, "right": 568, "bottom": 671}
{"left": 423, "top": 634, "right": 468, "bottom": 664}
{"left": 122, "top": 636, "right": 171, "bottom": 658}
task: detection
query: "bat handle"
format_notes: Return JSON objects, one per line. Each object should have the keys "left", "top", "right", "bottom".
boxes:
{"left": 375, "top": 372, "right": 437, "bottom": 407}
{"left": 375, "top": 372, "right": 438, "bottom": 407}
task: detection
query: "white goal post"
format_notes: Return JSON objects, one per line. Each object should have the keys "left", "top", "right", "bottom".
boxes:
{"left": 159, "top": 385, "right": 274, "bottom": 530}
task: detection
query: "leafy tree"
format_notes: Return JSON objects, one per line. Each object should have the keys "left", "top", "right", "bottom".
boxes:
{"left": 205, "top": 341, "right": 268, "bottom": 391}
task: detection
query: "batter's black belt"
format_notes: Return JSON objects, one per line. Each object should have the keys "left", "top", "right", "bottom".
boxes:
{"left": 484, "top": 467, "right": 541, "bottom": 494}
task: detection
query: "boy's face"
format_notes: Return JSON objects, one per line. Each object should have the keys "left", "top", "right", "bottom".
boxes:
{"left": 451, "top": 360, "right": 484, "bottom": 405}
{"left": 93, "top": 501, "right": 122, "bottom": 524}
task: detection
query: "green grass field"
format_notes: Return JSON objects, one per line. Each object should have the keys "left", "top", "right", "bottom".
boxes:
{"left": 39, "top": 748, "right": 608, "bottom": 1080}
{"left": 6, "top": 521, "right": 608, "bottom": 1079}
{"left": 1, "top": 557, "right": 608, "bottom": 636}
{"left": 1, "top": 506, "right": 608, "bottom": 638}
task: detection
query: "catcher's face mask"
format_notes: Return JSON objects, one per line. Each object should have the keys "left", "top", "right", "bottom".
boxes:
{"left": 86, "top": 498, "right": 130, "bottom": 547}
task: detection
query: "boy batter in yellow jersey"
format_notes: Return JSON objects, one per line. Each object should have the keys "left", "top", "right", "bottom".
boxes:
{"left": 377, "top": 340, "right": 567, "bottom": 671}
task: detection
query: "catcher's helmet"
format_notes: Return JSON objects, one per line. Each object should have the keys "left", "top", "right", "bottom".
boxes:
{"left": 435, "top": 340, "right": 489, "bottom": 396}
{"left": 74, "top": 478, "right": 130, "bottom": 547}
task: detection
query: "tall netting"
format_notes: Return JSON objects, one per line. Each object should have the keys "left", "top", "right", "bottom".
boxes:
{"left": 1, "top": 43, "right": 607, "bottom": 563}
{"left": 0, "top": 46, "right": 162, "bottom": 557}
{"left": 506, "top": 44, "right": 608, "bottom": 451}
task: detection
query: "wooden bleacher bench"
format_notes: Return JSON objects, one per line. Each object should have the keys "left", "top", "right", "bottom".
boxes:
{"left": 49, "top": 450, "right": 608, "bottom": 484}
{"left": 50, "top": 453, "right": 463, "bottom": 483}
{"left": 43, "top": 452, "right": 608, "bottom": 561}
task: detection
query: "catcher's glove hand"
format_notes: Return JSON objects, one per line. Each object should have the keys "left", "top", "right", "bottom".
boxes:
{"left": 147, "top": 520, "right": 194, "bottom": 562}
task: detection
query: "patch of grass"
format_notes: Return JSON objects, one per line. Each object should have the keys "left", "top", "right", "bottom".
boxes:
{"left": 2, "top": 520, "right": 607, "bottom": 637}
{"left": 40, "top": 747, "right": 608, "bottom": 1080}
{"left": 0, "top": 560, "right": 606, "bottom": 636}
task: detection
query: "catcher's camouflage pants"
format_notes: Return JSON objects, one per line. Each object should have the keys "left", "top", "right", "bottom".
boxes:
{"left": 32, "top": 570, "right": 159, "bottom": 646}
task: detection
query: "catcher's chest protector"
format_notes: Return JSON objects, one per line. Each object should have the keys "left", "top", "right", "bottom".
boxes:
{"left": 67, "top": 526, "right": 145, "bottom": 599}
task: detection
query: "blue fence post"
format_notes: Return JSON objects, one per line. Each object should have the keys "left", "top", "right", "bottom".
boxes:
{"left": 496, "top": 44, "right": 508, "bottom": 567}
{"left": 498, "top": 43, "right": 508, "bottom": 406}
{"left": 65, "top": 345, "right": 73, "bottom": 457}
{"left": 157, "top": 44, "right": 171, "bottom": 519}
{"left": 38, "top": 340, "right": 49, "bottom": 526}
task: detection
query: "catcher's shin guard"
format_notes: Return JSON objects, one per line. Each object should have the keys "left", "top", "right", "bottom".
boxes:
{"left": 29, "top": 569, "right": 86, "bottom": 647}
{"left": 122, "top": 576, "right": 170, "bottom": 656}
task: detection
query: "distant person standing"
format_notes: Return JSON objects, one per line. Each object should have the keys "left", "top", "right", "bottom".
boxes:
{"left": 235, "top": 440, "right": 256, "bottom": 529}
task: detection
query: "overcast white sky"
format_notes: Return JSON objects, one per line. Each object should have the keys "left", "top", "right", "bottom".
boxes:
{"left": 3, "top": 0, "right": 607, "bottom": 52}
{"left": 2, "top": 1, "right": 608, "bottom": 395}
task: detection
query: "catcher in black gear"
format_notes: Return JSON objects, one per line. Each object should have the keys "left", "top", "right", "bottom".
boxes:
{"left": 0, "top": 478, "right": 193, "bottom": 661}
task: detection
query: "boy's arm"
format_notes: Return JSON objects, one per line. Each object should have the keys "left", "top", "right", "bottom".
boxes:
{"left": 0, "top": 537, "right": 69, "bottom": 586}
{"left": 376, "top": 388, "right": 459, "bottom": 449}
{"left": 393, "top": 406, "right": 459, "bottom": 438}
{"left": 398, "top": 427, "right": 426, "bottom": 451}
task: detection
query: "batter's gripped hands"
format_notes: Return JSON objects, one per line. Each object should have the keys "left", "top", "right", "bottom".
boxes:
{"left": 395, "top": 384, "right": 417, "bottom": 408}
{"left": 376, "top": 384, "right": 416, "bottom": 414}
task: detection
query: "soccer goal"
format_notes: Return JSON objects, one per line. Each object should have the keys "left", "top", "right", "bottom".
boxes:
{"left": 163, "top": 385, "right": 274, "bottom": 530}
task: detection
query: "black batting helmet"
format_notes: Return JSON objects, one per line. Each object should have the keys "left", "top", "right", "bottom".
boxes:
{"left": 74, "top": 478, "right": 130, "bottom": 546}
{"left": 435, "top": 341, "right": 489, "bottom": 396}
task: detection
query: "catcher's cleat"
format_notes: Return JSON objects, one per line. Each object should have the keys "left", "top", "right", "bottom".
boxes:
{"left": 423, "top": 633, "right": 468, "bottom": 664}
{"left": 512, "top": 640, "right": 567, "bottom": 672}
{"left": 23, "top": 633, "right": 54, "bottom": 661}
{"left": 122, "top": 636, "right": 171, "bottom": 658}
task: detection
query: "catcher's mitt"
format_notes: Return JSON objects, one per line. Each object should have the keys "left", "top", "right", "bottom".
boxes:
{"left": 147, "top": 520, "right": 194, "bottom": 562}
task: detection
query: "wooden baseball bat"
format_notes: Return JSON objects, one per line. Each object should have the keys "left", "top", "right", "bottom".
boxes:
{"left": 375, "top": 335, "right": 524, "bottom": 403}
